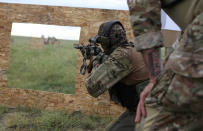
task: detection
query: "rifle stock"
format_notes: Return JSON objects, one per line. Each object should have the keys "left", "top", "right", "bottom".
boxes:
{"left": 87, "top": 56, "right": 93, "bottom": 73}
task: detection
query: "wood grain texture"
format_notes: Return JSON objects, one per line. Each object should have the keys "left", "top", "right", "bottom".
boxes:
{"left": 0, "top": 3, "right": 135, "bottom": 116}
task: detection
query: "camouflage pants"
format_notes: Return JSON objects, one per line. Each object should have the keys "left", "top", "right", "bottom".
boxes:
{"left": 136, "top": 12, "right": 203, "bottom": 131}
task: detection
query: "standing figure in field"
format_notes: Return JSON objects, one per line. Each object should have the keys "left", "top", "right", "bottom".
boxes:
{"left": 41, "top": 36, "right": 60, "bottom": 45}
{"left": 127, "top": 0, "right": 203, "bottom": 130}
{"left": 41, "top": 35, "right": 49, "bottom": 45}
{"left": 50, "top": 37, "right": 60, "bottom": 45}
{"left": 85, "top": 20, "right": 149, "bottom": 131}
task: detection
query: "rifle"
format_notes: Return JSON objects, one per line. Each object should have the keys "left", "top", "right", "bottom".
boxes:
{"left": 74, "top": 37, "right": 103, "bottom": 75}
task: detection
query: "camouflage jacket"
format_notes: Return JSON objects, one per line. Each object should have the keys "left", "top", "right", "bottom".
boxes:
{"left": 85, "top": 45, "right": 148, "bottom": 98}
{"left": 128, "top": 0, "right": 203, "bottom": 78}
{"left": 127, "top": 1, "right": 203, "bottom": 130}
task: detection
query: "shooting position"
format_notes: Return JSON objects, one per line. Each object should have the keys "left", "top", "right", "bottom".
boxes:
{"left": 75, "top": 20, "right": 149, "bottom": 131}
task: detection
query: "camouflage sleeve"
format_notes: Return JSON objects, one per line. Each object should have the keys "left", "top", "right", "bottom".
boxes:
{"left": 85, "top": 47, "right": 133, "bottom": 98}
{"left": 127, "top": 0, "right": 163, "bottom": 51}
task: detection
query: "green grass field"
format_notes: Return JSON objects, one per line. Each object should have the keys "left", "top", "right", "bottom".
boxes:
{"left": 7, "top": 36, "right": 78, "bottom": 94}
{"left": 0, "top": 105, "right": 113, "bottom": 131}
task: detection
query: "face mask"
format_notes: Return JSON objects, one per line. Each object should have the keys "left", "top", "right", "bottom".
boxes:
{"left": 98, "top": 36, "right": 111, "bottom": 51}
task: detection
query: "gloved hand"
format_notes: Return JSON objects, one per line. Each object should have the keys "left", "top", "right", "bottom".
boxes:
{"left": 92, "top": 53, "right": 108, "bottom": 68}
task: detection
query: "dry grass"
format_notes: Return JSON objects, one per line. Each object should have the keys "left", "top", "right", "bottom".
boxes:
{"left": 0, "top": 105, "right": 112, "bottom": 131}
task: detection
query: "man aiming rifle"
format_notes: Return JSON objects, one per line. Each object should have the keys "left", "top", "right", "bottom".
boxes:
{"left": 76, "top": 20, "right": 149, "bottom": 131}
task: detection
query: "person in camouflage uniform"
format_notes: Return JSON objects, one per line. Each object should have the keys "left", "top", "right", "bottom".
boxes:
{"left": 85, "top": 20, "right": 149, "bottom": 131}
{"left": 127, "top": 0, "right": 203, "bottom": 130}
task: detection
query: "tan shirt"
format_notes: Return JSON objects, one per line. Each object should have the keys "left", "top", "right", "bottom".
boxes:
{"left": 120, "top": 46, "right": 149, "bottom": 86}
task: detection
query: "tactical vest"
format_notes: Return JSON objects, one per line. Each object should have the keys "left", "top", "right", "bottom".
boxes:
{"left": 109, "top": 80, "right": 148, "bottom": 112}
{"left": 162, "top": 0, "right": 203, "bottom": 30}
{"left": 161, "top": 0, "right": 182, "bottom": 8}
{"left": 108, "top": 44, "right": 149, "bottom": 111}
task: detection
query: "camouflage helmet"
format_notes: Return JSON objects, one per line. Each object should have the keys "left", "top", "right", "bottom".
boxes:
{"left": 97, "top": 20, "right": 127, "bottom": 53}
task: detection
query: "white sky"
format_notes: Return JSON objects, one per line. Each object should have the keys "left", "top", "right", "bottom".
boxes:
{"left": 0, "top": 0, "right": 127, "bottom": 10}
{"left": 0, "top": 0, "right": 181, "bottom": 40}
{"left": 11, "top": 23, "right": 81, "bottom": 40}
